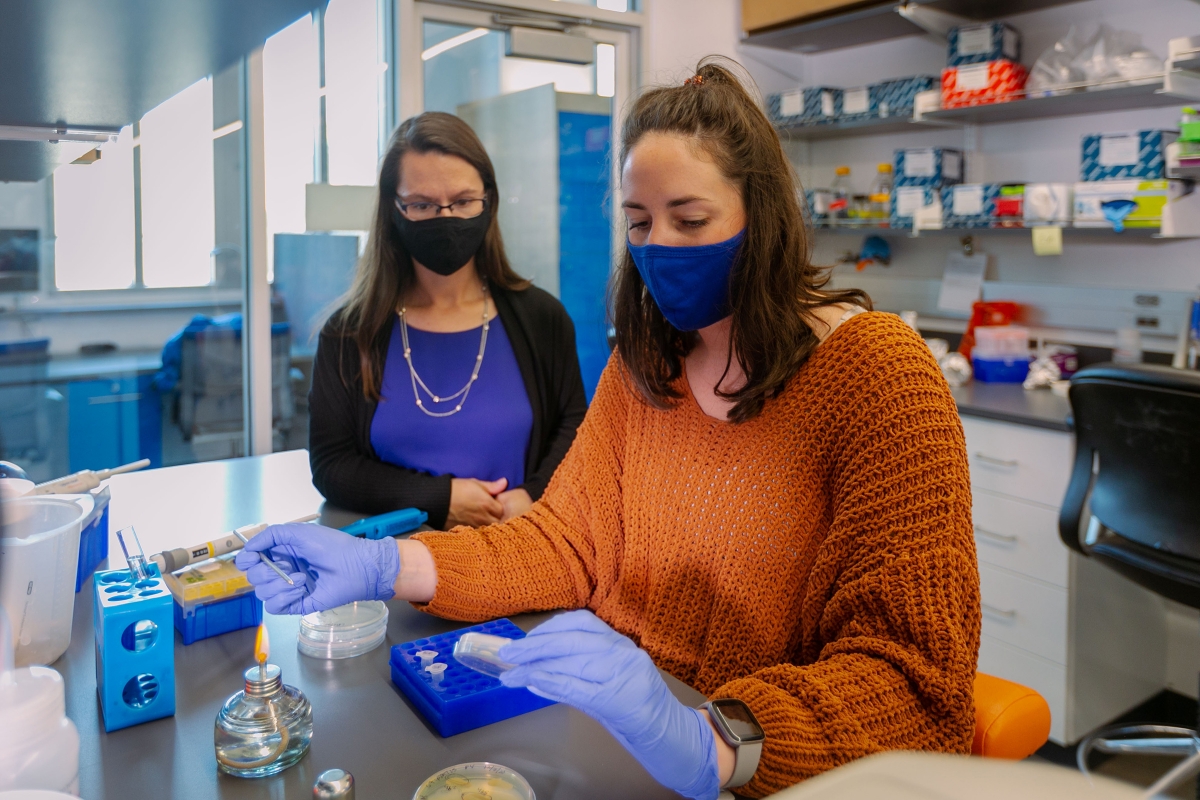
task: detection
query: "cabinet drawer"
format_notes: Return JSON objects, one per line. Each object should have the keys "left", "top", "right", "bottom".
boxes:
{"left": 973, "top": 489, "right": 1069, "bottom": 588}
{"left": 979, "top": 563, "right": 1068, "bottom": 664}
{"left": 978, "top": 634, "right": 1068, "bottom": 745}
{"left": 961, "top": 416, "right": 1073, "bottom": 507}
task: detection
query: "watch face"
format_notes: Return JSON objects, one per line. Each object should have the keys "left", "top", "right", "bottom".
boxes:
{"left": 711, "top": 699, "right": 765, "bottom": 743}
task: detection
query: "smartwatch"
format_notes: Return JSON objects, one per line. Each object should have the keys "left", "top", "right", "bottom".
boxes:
{"left": 701, "top": 698, "right": 765, "bottom": 790}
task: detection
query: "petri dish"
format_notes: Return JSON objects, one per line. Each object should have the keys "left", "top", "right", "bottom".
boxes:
{"left": 297, "top": 601, "right": 388, "bottom": 660}
{"left": 413, "top": 762, "right": 534, "bottom": 800}
{"left": 453, "top": 632, "right": 515, "bottom": 678}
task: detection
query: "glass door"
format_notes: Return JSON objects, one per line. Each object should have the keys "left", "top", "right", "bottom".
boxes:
{"left": 403, "top": 2, "right": 634, "bottom": 398}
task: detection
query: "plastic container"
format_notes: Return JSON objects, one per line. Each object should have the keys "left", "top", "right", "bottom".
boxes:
{"left": 72, "top": 487, "right": 110, "bottom": 592}
{"left": 0, "top": 666, "right": 80, "bottom": 793}
{"left": 972, "top": 325, "right": 1030, "bottom": 359}
{"left": 390, "top": 619, "right": 555, "bottom": 737}
{"left": 215, "top": 663, "right": 313, "bottom": 778}
{"left": 164, "top": 554, "right": 262, "bottom": 644}
{"left": 0, "top": 497, "right": 86, "bottom": 666}
{"left": 829, "top": 166, "right": 852, "bottom": 221}
{"left": 298, "top": 601, "right": 388, "bottom": 660}
{"left": 972, "top": 355, "right": 1032, "bottom": 383}
{"left": 867, "top": 163, "right": 893, "bottom": 219}
{"left": 453, "top": 632, "right": 516, "bottom": 678}
{"left": 413, "top": 762, "right": 535, "bottom": 800}
{"left": 174, "top": 592, "right": 263, "bottom": 645}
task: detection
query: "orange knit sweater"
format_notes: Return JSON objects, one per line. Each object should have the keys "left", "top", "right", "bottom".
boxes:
{"left": 413, "top": 312, "right": 980, "bottom": 797}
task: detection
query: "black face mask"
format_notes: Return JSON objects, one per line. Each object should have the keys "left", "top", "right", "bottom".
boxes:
{"left": 391, "top": 206, "right": 491, "bottom": 277}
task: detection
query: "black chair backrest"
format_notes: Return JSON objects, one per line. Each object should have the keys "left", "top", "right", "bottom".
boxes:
{"left": 1060, "top": 363, "right": 1200, "bottom": 605}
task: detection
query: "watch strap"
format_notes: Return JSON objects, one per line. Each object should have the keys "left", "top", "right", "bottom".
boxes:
{"left": 702, "top": 701, "right": 763, "bottom": 790}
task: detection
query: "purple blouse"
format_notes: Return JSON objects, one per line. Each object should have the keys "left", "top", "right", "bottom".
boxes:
{"left": 370, "top": 315, "right": 533, "bottom": 489}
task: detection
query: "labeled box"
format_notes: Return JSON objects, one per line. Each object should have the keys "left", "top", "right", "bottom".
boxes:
{"left": 894, "top": 147, "right": 963, "bottom": 187}
{"left": 947, "top": 23, "right": 1020, "bottom": 66}
{"left": 942, "top": 60, "right": 1027, "bottom": 108}
{"left": 1024, "top": 183, "right": 1073, "bottom": 224}
{"left": 994, "top": 185, "right": 1025, "bottom": 226}
{"left": 1081, "top": 130, "right": 1179, "bottom": 181}
{"left": 839, "top": 85, "right": 874, "bottom": 122}
{"left": 941, "top": 183, "right": 1001, "bottom": 228}
{"left": 769, "top": 87, "right": 842, "bottom": 124}
{"left": 1073, "top": 179, "right": 1183, "bottom": 229}
{"left": 869, "top": 76, "right": 937, "bottom": 119}
{"left": 891, "top": 186, "right": 941, "bottom": 229}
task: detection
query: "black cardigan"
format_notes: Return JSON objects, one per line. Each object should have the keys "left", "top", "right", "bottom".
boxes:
{"left": 308, "top": 285, "right": 589, "bottom": 528}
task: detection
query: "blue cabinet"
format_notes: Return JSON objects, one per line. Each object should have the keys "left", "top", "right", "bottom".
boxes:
{"left": 68, "top": 374, "right": 161, "bottom": 473}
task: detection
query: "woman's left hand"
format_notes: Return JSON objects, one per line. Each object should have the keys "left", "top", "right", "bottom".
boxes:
{"left": 499, "top": 611, "right": 720, "bottom": 800}
{"left": 497, "top": 488, "right": 533, "bottom": 521}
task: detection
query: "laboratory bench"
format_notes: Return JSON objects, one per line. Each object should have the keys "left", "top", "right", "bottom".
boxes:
{"left": 55, "top": 449, "right": 691, "bottom": 800}
{"left": 950, "top": 382, "right": 1072, "bottom": 433}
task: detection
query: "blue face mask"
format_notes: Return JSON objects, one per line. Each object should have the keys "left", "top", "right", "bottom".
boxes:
{"left": 626, "top": 229, "right": 745, "bottom": 331}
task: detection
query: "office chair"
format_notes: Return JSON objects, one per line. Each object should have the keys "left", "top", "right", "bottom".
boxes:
{"left": 1058, "top": 363, "right": 1200, "bottom": 788}
{"left": 973, "top": 672, "right": 1052, "bottom": 759}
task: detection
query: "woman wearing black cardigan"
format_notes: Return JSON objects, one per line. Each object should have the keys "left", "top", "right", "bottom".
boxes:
{"left": 309, "top": 113, "right": 587, "bottom": 529}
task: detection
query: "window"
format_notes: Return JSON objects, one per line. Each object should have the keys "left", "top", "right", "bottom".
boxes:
{"left": 325, "top": 0, "right": 385, "bottom": 186}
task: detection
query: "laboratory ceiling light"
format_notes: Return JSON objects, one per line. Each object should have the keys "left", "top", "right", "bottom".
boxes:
{"left": 422, "top": 27, "right": 490, "bottom": 61}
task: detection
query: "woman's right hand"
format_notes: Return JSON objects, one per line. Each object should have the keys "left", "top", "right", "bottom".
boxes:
{"left": 447, "top": 477, "right": 507, "bottom": 527}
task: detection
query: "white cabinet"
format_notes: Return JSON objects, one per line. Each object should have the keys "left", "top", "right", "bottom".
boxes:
{"left": 963, "top": 415, "right": 1167, "bottom": 745}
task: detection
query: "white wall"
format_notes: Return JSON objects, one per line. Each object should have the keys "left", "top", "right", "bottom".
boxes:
{"left": 644, "top": 0, "right": 740, "bottom": 85}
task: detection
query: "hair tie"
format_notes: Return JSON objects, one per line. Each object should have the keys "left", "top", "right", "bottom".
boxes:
{"left": 684, "top": 74, "right": 705, "bottom": 87}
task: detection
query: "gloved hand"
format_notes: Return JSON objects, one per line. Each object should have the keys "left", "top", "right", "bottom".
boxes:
{"left": 234, "top": 523, "right": 401, "bottom": 615}
{"left": 498, "top": 611, "right": 720, "bottom": 800}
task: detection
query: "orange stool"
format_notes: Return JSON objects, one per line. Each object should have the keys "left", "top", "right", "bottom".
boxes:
{"left": 973, "top": 672, "right": 1051, "bottom": 760}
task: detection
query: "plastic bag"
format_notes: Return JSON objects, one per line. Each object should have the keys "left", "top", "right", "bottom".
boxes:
{"left": 1027, "top": 23, "right": 1163, "bottom": 96}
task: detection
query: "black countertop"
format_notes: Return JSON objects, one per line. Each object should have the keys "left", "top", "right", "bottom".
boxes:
{"left": 951, "top": 382, "right": 1073, "bottom": 432}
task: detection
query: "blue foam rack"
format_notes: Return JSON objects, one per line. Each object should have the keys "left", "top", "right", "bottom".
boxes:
{"left": 390, "top": 619, "right": 555, "bottom": 737}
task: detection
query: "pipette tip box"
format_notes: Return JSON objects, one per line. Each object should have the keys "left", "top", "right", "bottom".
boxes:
{"left": 163, "top": 555, "right": 261, "bottom": 644}
{"left": 93, "top": 565, "right": 176, "bottom": 732}
{"left": 389, "top": 619, "right": 555, "bottom": 737}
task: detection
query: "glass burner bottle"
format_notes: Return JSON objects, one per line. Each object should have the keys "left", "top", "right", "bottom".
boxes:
{"left": 214, "top": 663, "right": 312, "bottom": 778}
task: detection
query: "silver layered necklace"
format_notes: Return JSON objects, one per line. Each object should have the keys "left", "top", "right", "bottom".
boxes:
{"left": 397, "top": 283, "right": 490, "bottom": 418}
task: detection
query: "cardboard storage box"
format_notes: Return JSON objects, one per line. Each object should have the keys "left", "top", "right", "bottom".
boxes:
{"left": 1080, "top": 130, "right": 1179, "bottom": 181}
{"left": 947, "top": 23, "right": 1020, "bottom": 66}
{"left": 894, "top": 147, "right": 963, "bottom": 187}
{"left": 941, "top": 183, "right": 1001, "bottom": 228}
{"left": 769, "top": 87, "right": 842, "bottom": 124}
{"left": 942, "top": 60, "right": 1027, "bottom": 108}
{"left": 868, "top": 76, "right": 938, "bottom": 119}
{"left": 839, "top": 85, "right": 874, "bottom": 122}
{"left": 1024, "top": 183, "right": 1073, "bottom": 224}
{"left": 994, "top": 184, "right": 1025, "bottom": 226}
{"left": 1073, "top": 180, "right": 1184, "bottom": 229}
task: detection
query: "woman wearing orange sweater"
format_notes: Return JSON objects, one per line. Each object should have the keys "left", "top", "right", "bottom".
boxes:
{"left": 239, "top": 61, "right": 979, "bottom": 799}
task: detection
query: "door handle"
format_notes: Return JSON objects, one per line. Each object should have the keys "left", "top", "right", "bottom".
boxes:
{"left": 974, "top": 526, "right": 1018, "bottom": 546}
{"left": 974, "top": 452, "right": 1019, "bottom": 469}
{"left": 982, "top": 603, "right": 1018, "bottom": 621}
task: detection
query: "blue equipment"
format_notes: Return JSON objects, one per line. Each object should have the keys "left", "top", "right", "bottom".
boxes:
{"left": 340, "top": 507, "right": 428, "bottom": 540}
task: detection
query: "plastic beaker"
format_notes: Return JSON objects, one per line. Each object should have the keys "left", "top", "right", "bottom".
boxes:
{"left": 0, "top": 497, "right": 87, "bottom": 666}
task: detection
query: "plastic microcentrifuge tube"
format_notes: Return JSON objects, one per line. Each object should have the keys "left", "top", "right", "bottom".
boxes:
{"left": 415, "top": 650, "right": 438, "bottom": 669}
{"left": 425, "top": 662, "right": 447, "bottom": 689}
{"left": 453, "top": 633, "right": 515, "bottom": 678}
{"left": 117, "top": 527, "right": 151, "bottom": 581}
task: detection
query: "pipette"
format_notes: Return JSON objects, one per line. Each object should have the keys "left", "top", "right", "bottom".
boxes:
{"left": 149, "top": 513, "right": 319, "bottom": 574}
{"left": 117, "top": 527, "right": 152, "bottom": 581}
{"left": 30, "top": 458, "right": 150, "bottom": 495}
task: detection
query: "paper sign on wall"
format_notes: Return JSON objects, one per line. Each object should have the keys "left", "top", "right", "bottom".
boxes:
{"left": 1031, "top": 226, "right": 1064, "bottom": 256}
{"left": 937, "top": 252, "right": 988, "bottom": 313}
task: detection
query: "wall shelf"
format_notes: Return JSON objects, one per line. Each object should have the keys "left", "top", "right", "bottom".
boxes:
{"left": 777, "top": 115, "right": 957, "bottom": 140}
{"left": 920, "top": 77, "right": 1192, "bottom": 125}
{"left": 813, "top": 223, "right": 1195, "bottom": 240}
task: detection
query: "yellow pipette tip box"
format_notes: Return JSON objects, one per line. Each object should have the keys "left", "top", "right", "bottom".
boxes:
{"left": 163, "top": 554, "right": 253, "bottom": 615}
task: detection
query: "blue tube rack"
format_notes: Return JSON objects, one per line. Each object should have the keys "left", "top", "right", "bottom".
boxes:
{"left": 93, "top": 565, "right": 176, "bottom": 732}
{"left": 389, "top": 619, "right": 555, "bottom": 737}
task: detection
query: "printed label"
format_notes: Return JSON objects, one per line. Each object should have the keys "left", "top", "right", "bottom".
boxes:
{"left": 957, "top": 63, "right": 991, "bottom": 91}
{"left": 780, "top": 91, "right": 803, "bottom": 118}
{"left": 957, "top": 25, "right": 993, "bottom": 56}
{"left": 953, "top": 185, "right": 985, "bottom": 215}
{"left": 896, "top": 187, "right": 928, "bottom": 216}
{"left": 844, "top": 88, "right": 869, "bottom": 114}
{"left": 904, "top": 148, "right": 936, "bottom": 177}
{"left": 1099, "top": 133, "right": 1139, "bottom": 166}
{"left": 821, "top": 91, "right": 835, "bottom": 117}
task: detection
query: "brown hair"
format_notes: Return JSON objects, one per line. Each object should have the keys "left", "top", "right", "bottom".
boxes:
{"left": 612, "top": 58, "right": 870, "bottom": 423}
{"left": 329, "top": 112, "right": 528, "bottom": 400}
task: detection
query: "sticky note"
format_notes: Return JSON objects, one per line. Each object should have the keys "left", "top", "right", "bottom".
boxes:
{"left": 1032, "top": 225, "right": 1063, "bottom": 256}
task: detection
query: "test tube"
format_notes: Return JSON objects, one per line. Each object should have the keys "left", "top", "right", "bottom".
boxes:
{"left": 117, "top": 527, "right": 151, "bottom": 581}
{"left": 415, "top": 650, "right": 438, "bottom": 670}
{"left": 425, "top": 662, "right": 447, "bottom": 690}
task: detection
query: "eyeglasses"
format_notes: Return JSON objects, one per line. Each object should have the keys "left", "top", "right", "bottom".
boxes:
{"left": 395, "top": 196, "right": 487, "bottom": 222}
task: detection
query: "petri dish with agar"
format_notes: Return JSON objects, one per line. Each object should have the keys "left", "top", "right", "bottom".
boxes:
{"left": 297, "top": 601, "right": 388, "bottom": 660}
{"left": 413, "top": 762, "right": 534, "bottom": 800}
{"left": 453, "top": 632, "right": 516, "bottom": 678}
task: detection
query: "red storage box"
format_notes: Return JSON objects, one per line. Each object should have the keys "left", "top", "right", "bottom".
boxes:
{"left": 942, "top": 60, "right": 1027, "bottom": 109}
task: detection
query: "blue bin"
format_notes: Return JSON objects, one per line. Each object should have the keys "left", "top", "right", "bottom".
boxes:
{"left": 973, "top": 355, "right": 1031, "bottom": 383}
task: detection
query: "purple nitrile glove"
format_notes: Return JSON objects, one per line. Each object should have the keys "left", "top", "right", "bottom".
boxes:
{"left": 498, "top": 610, "right": 720, "bottom": 800}
{"left": 234, "top": 523, "right": 400, "bottom": 615}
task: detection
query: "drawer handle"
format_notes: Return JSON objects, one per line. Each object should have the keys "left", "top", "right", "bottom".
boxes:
{"left": 982, "top": 603, "right": 1018, "bottom": 621}
{"left": 974, "top": 452, "right": 1019, "bottom": 469}
{"left": 974, "top": 526, "right": 1018, "bottom": 546}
